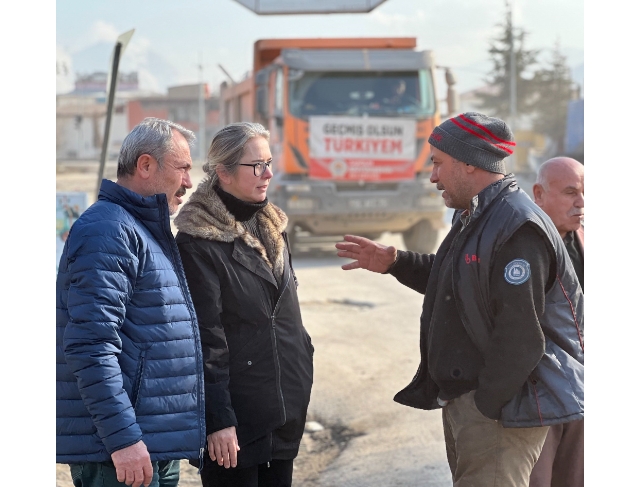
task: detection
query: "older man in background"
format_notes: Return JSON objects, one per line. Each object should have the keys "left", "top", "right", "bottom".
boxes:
{"left": 530, "top": 156, "right": 584, "bottom": 487}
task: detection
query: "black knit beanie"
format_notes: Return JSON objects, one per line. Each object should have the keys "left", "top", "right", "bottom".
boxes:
{"left": 428, "top": 112, "right": 516, "bottom": 174}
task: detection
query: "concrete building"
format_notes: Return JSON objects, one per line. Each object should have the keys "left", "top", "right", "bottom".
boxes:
{"left": 127, "top": 83, "right": 221, "bottom": 160}
{"left": 57, "top": 73, "right": 221, "bottom": 161}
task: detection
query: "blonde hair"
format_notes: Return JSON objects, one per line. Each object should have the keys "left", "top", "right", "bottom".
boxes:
{"left": 203, "top": 122, "right": 270, "bottom": 185}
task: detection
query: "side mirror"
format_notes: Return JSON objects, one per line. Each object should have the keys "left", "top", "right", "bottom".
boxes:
{"left": 255, "top": 68, "right": 269, "bottom": 120}
{"left": 447, "top": 87, "right": 459, "bottom": 116}
{"left": 256, "top": 86, "right": 268, "bottom": 119}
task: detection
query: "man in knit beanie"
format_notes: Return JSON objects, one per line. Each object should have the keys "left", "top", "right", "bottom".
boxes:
{"left": 336, "top": 112, "right": 584, "bottom": 486}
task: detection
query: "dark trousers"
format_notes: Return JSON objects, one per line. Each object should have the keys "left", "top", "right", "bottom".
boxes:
{"left": 69, "top": 460, "right": 180, "bottom": 487}
{"left": 529, "top": 419, "right": 584, "bottom": 487}
{"left": 200, "top": 459, "right": 294, "bottom": 487}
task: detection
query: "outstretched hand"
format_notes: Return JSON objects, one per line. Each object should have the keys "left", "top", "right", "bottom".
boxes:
{"left": 335, "top": 235, "right": 397, "bottom": 273}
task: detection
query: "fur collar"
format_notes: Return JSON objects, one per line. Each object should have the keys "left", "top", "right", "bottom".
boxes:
{"left": 174, "top": 179, "right": 288, "bottom": 278}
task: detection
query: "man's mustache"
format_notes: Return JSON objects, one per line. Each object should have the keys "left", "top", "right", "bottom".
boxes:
{"left": 176, "top": 187, "right": 187, "bottom": 197}
{"left": 569, "top": 209, "right": 584, "bottom": 217}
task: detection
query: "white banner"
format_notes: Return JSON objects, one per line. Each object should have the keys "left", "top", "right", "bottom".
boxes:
{"left": 309, "top": 116, "right": 416, "bottom": 161}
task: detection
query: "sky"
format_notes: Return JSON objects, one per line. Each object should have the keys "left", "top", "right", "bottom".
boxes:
{"left": 55, "top": 0, "right": 584, "bottom": 98}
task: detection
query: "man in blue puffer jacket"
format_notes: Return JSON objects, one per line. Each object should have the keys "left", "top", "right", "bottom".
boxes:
{"left": 56, "top": 118, "right": 206, "bottom": 487}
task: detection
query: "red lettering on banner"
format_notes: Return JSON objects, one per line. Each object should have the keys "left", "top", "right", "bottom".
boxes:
{"left": 320, "top": 137, "right": 406, "bottom": 155}
{"left": 345, "top": 139, "right": 353, "bottom": 151}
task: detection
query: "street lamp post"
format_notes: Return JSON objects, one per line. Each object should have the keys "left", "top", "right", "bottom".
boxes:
{"left": 95, "top": 29, "right": 135, "bottom": 200}
{"left": 507, "top": 0, "right": 517, "bottom": 173}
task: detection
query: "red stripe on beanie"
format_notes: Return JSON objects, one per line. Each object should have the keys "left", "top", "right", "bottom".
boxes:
{"left": 450, "top": 118, "right": 514, "bottom": 155}
{"left": 458, "top": 114, "right": 516, "bottom": 146}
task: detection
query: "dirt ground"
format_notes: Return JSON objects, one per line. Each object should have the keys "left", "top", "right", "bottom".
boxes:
{"left": 56, "top": 417, "right": 352, "bottom": 486}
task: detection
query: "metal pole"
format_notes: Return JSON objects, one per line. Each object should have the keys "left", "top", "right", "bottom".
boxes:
{"left": 198, "top": 53, "right": 206, "bottom": 162}
{"left": 94, "top": 29, "right": 134, "bottom": 200}
{"left": 508, "top": 0, "right": 517, "bottom": 172}
{"left": 96, "top": 42, "right": 122, "bottom": 199}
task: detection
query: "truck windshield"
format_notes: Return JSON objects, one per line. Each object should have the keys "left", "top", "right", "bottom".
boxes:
{"left": 288, "top": 70, "right": 435, "bottom": 119}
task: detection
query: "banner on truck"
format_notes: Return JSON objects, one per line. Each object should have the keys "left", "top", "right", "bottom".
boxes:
{"left": 56, "top": 192, "right": 88, "bottom": 273}
{"left": 308, "top": 116, "right": 417, "bottom": 181}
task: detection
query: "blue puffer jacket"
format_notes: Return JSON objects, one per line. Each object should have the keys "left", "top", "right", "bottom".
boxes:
{"left": 56, "top": 179, "right": 205, "bottom": 464}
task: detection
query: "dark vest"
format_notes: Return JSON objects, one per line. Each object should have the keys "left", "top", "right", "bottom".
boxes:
{"left": 396, "top": 175, "right": 584, "bottom": 427}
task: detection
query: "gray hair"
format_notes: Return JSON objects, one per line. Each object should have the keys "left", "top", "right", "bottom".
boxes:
{"left": 203, "top": 122, "right": 270, "bottom": 185}
{"left": 117, "top": 118, "right": 196, "bottom": 178}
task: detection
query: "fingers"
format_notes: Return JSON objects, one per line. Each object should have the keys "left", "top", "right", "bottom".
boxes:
{"left": 111, "top": 441, "right": 152, "bottom": 487}
{"left": 336, "top": 250, "right": 359, "bottom": 260}
{"left": 214, "top": 441, "right": 224, "bottom": 467}
{"left": 116, "top": 466, "right": 126, "bottom": 484}
{"left": 229, "top": 439, "right": 239, "bottom": 468}
{"left": 343, "top": 234, "right": 372, "bottom": 245}
{"left": 207, "top": 435, "right": 217, "bottom": 462}
{"left": 132, "top": 468, "right": 144, "bottom": 487}
{"left": 118, "top": 466, "right": 136, "bottom": 486}
{"left": 221, "top": 443, "right": 231, "bottom": 468}
{"left": 335, "top": 242, "right": 361, "bottom": 253}
{"left": 341, "top": 261, "right": 361, "bottom": 271}
{"left": 142, "top": 461, "right": 154, "bottom": 487}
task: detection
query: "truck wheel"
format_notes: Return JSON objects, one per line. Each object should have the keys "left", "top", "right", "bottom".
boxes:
{"left": 402, "top": 219, "right": 438, "bottom": 254}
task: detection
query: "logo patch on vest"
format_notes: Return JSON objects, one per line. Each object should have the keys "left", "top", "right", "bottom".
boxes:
{"left": 504, "top": 259, "right": 531, "bottom": 285}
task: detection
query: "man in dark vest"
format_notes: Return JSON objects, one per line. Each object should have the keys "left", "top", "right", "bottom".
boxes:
{"left": 530, "top": 156, "right": 584, "bottom": 487}
{"left": 336, "top": 112, "right": 584, "bottom": 487}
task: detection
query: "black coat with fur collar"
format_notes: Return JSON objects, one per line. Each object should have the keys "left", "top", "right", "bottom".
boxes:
{"left": 174, "top": 181, "right": 314, "bottom": 453}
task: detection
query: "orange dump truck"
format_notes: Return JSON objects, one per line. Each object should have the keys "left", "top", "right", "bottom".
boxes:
{"left": 220, "top": 37, "right": 454, "bottom": 253}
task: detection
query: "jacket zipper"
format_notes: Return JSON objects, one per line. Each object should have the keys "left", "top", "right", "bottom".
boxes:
{"left": 271, "top": 267, "right": 291, "bottom": 425}
{"left": 131, "top": 349, "right": 147, "bottom": 409}
{"left": 160, "top": 201, "right": 207, "bottom": 467}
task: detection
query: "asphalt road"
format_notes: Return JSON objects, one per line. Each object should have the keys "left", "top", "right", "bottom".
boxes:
{"left": 293, "top": 232, "right": 452, "bottom": 487}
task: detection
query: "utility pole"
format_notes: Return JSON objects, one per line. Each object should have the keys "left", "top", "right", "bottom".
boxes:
{"left": 198, "top": 53, "right": 206, "bottom": 163}
{"left": 507, "top": 0, "right": 517, "bottom": 172}
{"left": 96, "top": 29, "right": 134, "bottom": 200}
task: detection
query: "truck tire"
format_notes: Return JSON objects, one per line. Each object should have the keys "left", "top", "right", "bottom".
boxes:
{"left": 402, "top": 219, "right": 439, "bottom": 254}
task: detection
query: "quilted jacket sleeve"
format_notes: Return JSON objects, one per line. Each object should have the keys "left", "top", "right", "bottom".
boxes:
{"left": 62, "top": 218, "right": 142, "bottom": 454}
{"left": 177, "top": 237, "right": 239, "bottom": 435}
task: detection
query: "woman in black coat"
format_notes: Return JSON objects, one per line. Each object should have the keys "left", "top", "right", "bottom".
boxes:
{"left": 174, "top": 122, "right": 314, "bottom": 487}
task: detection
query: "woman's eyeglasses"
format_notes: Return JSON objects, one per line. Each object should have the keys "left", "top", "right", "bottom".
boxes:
{"left": 239, "top": 160, "right": 272, "bottom": 177}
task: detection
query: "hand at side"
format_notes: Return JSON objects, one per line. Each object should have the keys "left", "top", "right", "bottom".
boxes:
{"left": 208, "top": 426, "right": 240, "bottom": 468}
{"left": 110, "top": 440, "right": 153, "bottom": 487}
